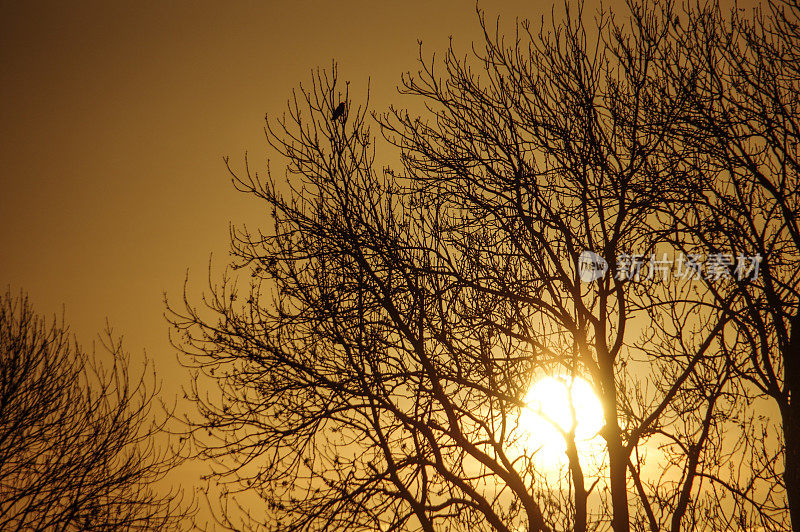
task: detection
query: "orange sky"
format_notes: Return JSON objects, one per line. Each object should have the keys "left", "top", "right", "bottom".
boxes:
{"left": 0, "top": 0, "right": 537, "bottom": 385}
{"left": 0, "top": 0, "right": 756, "bottom": 517}
{"left": 0, "top": 2, "right": 545, "bottom": 513}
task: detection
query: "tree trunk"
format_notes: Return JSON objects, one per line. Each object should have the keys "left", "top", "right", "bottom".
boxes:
{"left": 566, "top": 437, "right": 587, "bottom": 532}
{"left": 607, "top": 423, "right": 630, "bottom": 532}
{"left": 785, "top": 415, "right": 800, "bottom": 532}
{"left": 783, "top": 312, "right": 800, "bottom": 530}
{"left": 599, "top": 355, "right": 630, "bottom": 532}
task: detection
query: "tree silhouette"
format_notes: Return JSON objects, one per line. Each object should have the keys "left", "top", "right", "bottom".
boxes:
{"left": 0, "top": 290, "right": 191, "bottom": 531}
{"left": 652, "top": 0, "right": 800, "bottom": 528}
{"left": 168, "top": 1, "right": 795, "bottom": 530}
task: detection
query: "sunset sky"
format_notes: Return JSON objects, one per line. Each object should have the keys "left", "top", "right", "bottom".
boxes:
{"left": 2, "top": 5, "right": 762, "bottom": 525}
{"left": 1, "top": 0, "right": 546, "bottom": 396}
{"left": 3, "top": 0, "right": 756, "bottom": 392}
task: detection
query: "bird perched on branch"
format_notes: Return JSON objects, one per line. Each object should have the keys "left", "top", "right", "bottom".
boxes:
{"left": 331, "top": 102, "right": 345, "bottom": 121}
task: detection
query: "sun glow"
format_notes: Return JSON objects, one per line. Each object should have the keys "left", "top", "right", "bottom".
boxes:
{"left": 517, "top": 376, "right": 605, "bottom": 468}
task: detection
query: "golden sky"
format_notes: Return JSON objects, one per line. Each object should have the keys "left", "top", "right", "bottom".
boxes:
{"left": 0, "top": 2, "right": 757, "bottom": 519}
{"left": 0, "top": 0, "right": 539, "bottom": 387}
{"left": 1, "top": 0, "right": 756, "bottom": 390}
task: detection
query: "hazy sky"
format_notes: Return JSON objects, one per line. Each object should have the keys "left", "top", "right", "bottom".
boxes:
{"left": 2, "top": 0, "right": 755, "bottom": 394}
{"left": 0, "top": 0, "right": 538, "bottom": 384}
{"left": 1, "top": 2, "right": 580, "bottom": 515}
{"left": 0, "top": 0, "right": 765, "bottom": 524}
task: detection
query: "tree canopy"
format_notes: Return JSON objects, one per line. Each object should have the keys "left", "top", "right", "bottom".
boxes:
{"left": 168, "top": 1, "right": 800, "bottom": 530}
{"left": 0, "top": 290, "right": 191, "bottom": 530}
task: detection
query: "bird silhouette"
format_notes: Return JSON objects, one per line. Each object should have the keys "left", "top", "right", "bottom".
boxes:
{"left": 331, "top": 102, "right": 345, "bottom": 121}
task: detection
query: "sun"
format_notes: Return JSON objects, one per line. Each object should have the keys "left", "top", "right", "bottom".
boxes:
{"left": 516, "top": 376, "right": 605, "bottom": 467}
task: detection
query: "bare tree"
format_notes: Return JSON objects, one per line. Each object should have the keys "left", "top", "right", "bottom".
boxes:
{"left": 0, "top": 290, "right": 191, "bottom": 531}
{"left": 651, "top": 0, "right": 800, "bottom": 528}
{"left": 168, "top": 1, "right": 787, "bottom": 531}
